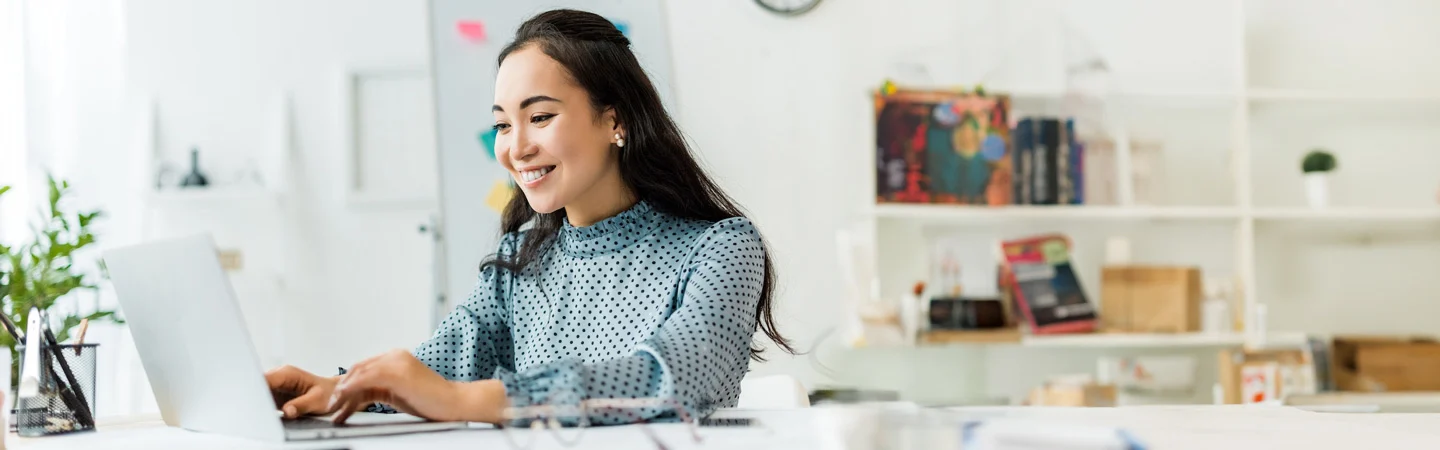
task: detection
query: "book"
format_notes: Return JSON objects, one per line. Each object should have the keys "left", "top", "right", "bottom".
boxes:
{"left": 1069, "top": 120, "right": 1085, "bottom": 205}
{"left": 999, "top": 234, "right": 1098, "bottom": 334}
{"left": 1013, "top": 118, "right": 1034, "bottom": 205}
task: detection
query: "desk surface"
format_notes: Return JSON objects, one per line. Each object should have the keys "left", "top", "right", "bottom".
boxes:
{"left": 10, "top": 405, "right": 1440, "bottom": 449}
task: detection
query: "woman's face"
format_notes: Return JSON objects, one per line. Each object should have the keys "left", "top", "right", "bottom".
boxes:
{"left": 492, "top": 45, "right": 623, "bottom": 214}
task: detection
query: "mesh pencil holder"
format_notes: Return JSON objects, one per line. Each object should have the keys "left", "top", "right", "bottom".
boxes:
{"left": 11, "top": 343, "right": 98, "bottom": 437}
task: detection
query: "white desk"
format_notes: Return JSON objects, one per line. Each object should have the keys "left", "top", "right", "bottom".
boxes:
{"left": 10, "top": 406, "right": 1440, "bottom": 449}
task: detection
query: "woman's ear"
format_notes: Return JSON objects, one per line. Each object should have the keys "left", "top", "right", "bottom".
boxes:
{"left": 604, "top": 107, "right": 625, "bottom": 142}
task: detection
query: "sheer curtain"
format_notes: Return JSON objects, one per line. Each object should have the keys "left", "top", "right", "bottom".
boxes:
{"left": 0, "top": 0, "right": 30, "bottom": 240}
{"left": 5, "top": 0, "right": 156, "bottom": 417}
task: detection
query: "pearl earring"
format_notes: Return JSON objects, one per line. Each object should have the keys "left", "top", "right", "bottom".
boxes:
{"left": 615, "top": 133, "right": 625, "bottom": 148}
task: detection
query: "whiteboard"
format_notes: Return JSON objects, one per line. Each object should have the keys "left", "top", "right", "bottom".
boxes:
{"left": 426, "top": 0, "right": 676, "bottom": 323}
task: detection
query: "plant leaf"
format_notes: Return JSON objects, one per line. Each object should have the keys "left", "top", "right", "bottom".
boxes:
{"left": 46, "top": 175, "right": 61, "bottom": 218}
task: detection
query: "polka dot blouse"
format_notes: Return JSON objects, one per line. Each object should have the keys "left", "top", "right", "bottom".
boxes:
{"left": 411, "top": 201, "right": 764, "bottom": 425}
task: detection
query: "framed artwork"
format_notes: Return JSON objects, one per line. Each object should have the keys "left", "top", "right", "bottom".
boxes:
{"left": 874, "top": 88, "right": 1012, "bottom": 205}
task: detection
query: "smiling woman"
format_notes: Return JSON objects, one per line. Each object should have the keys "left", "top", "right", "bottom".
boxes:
{"left": 265, "top": 8, "right": 794, "bottom": 427}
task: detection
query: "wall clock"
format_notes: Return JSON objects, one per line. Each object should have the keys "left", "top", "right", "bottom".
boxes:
{"left": 754, "top": 0, "right": 822, "bottom": 17}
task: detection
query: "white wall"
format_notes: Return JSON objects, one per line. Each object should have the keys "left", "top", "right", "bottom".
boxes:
{"left": 121, "top": 0, "right": 440, "bottom": 371}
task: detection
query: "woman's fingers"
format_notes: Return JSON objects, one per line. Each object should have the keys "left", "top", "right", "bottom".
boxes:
{"left": 280, "top": 385, "right": 331, "bottom": 419}
{"left": 331, "top": 387, "right": 382, "bottom": 425}
{"left": 331, "top": 369, "right": 382, "bottom": 424}
{"left": 331, "top": 398, "right": 359, "bottom": 425}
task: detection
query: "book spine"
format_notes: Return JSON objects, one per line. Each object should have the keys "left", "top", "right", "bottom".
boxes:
{"left": 1039, "top": 119, "right": 1060, "bottom": 205}
{"left": 1013, "top": 119, "right": 1031, "bottom": 205}
{"left": 1070, "top": 119, "right": 1085, "bottom": 205}
{"left": 1058, "top": 119, "right": 1072, "bottom": 205}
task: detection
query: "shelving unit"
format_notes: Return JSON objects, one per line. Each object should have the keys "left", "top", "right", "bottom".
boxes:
{"left": 858, "top": 1, "right": 1440, "bottom": 364}
{"left": 137, "top": 93, "right": 295, "bottom": 215}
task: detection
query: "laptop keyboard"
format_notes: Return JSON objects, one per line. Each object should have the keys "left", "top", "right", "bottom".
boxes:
{"left": 283, "top": 418, "right": 344, "bottom": 430}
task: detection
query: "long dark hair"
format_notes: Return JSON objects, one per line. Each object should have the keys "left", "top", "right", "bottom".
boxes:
{"left": 481, "top": 9, "right": 793, "bottom": 361}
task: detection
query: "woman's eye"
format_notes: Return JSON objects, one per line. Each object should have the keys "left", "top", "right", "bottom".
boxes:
{"left": 531, "top": 114, "right": 555, "bottom": 124}
{"left": 493, "top": 123, "right": 510, "bottom": 132}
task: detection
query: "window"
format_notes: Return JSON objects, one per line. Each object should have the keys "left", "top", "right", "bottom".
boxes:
{"left": 0, "top": 0, "right": 30, "bottom": 242}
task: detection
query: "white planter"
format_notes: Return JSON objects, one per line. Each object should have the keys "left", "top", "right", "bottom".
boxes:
{"left": 1304, "top": 173, "right": 1329, "bottom": 208}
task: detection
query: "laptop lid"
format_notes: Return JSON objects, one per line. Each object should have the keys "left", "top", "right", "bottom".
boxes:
{"left": 104, "top": 234, "right": 286, "bottom": 442}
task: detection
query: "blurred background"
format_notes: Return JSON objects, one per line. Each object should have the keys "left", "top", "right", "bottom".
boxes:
{"left": 3, "top": 0, "right": 1440, "bottom": 418}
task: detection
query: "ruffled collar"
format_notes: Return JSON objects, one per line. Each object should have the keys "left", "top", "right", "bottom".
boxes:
{"left": 557, "top": 201, "right": 661, "bottom": 257}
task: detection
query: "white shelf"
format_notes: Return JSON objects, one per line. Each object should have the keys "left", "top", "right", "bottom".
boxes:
{"left": 146, "top": 187, "right": 282, "bottom": 206}
{"left": 989, "top": 86, "right": 1440, "bottom": 104}
{"left": 1253, "top": 207, "right": 1440, "bottom": 221}
{"left": 918, "top": 330, "right": 1311, "bottom": 349}
{"left": 993, "top": 86, "right": 1237, "bottom": 103}
{"left": 1018, "top": 332, "right": 1309, "bottom": 349}
{"left": 870, "top": 204, "right": 1242, "bottom": 222}
{"left": 1248, "top": 88, "right": 1440, "bottom": 104}
{"left": 871, "top": 204, "right": 1440, "bottom": 223}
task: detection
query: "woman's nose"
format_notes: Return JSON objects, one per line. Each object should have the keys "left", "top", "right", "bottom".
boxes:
{"left": 511, "top": 128, "right": 538, "bottom": 160}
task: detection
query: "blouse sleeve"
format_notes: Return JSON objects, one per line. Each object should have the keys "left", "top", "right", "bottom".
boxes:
{"left": 412, "top": 233, "right": 520, "bottom": 381}
{"left": 494, "top": 218, "right": 764, "bottom": 425}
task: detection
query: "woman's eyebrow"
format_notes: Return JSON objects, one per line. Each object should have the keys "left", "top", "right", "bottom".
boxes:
{"left": 493, "top": 95, "right": 562, "bottom": 112}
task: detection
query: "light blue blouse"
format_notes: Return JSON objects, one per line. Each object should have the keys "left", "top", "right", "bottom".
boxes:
{"left": 411, "top": 201, "right": 765, "bottom": 424}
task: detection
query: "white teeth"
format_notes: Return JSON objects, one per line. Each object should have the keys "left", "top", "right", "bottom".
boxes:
{"left": 520, "top": 167, "right": 551, "bottom": 183}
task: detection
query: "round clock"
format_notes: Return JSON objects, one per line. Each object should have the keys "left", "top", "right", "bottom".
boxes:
{"left": 754, "top": 0, "right": 822, "bottom": 17}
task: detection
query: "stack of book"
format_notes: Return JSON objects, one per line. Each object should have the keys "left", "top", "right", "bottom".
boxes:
{"left": 1012, "top": 117, "right": 1084, "bottom": 205}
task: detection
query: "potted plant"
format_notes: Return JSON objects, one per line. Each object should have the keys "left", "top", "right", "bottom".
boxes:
{"left": 0, "top": 176, "right": 124, "bottom": 390}
{"left": 1301, "top": 149, "right": 1337, "bottom": 208}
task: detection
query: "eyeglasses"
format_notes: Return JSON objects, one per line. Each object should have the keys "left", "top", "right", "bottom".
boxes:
{"left": 499, "top": 396, "right": 703, "bottom": 450}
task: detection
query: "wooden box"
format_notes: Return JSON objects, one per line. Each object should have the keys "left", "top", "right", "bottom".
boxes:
{"left": 1333, "top": 336, "right": 1440, "bottom": 392}
{"left": 1100, "top": 266, "right": 1202, "bottom": 333}
{"left": 1026, "top": 382, "right": 1117, "bottom": 407}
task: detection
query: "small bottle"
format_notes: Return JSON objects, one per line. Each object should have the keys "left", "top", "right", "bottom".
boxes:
{"left": 180, "top": 147, "right": 210, "bottom": 188}
{"left": 1202, "top": 279, "right": 1232, "bottom": 334}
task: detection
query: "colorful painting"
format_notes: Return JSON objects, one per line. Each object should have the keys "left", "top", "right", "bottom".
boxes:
{"left": 874, "top": 87, "right": 1012, "bottom": 205}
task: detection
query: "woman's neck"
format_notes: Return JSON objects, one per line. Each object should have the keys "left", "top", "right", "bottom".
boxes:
{"left": 564, "top": 173, "right": 637, "bottom": 227}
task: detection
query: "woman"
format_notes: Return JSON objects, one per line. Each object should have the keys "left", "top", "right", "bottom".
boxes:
{"left": 266, "top": 8, "right": 792, "bottom": 425}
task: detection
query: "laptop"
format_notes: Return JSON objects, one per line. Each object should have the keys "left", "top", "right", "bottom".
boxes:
{"left": 104, "top": 234, "right": 468, "bottom": 441}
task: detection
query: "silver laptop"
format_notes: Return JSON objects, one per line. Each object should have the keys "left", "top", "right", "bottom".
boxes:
{"left": 104, "top": 234, "right": 468, "bottom": 441}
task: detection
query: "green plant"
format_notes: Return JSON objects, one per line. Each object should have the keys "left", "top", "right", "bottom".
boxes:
{"left": 1302, "top": 149, "right": 1338, "bottom": 173}
{"left": 0, "top": 176, "right": 124, "bottom": 359}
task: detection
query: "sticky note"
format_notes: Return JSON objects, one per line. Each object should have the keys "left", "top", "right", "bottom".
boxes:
{"left": 485, "top": 180, "right": 513, "bottom": 214}
{"left": 479, "top": 128, "right": 497, "bottom": 160}
{"left": 457, "top": 20, "right": 487, "bottom": 43}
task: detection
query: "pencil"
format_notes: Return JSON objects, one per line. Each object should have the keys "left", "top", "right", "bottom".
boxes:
{"left": 74, "top": 319, "right": 89, "bottom": 356}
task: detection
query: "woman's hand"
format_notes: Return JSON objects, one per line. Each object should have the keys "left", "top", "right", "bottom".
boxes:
{"left": 329, "top": 349, "right": 508, "bottom": 424}
{"left": 265, "top": 365, "right": 339, "bottom": 419}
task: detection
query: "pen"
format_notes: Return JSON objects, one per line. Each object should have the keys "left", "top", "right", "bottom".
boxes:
{"left": 0, "top": 311, "right": 23, "bottom": 343}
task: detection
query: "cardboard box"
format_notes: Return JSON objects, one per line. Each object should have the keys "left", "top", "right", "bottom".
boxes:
{"left": 1219, "top": 348, "right": 1316, "bottom": 404}
{"left": 1332, "top": 336, "right": 1440, "bottom": 392}
{"left": 1026, "top": 382, "right": 1117, "bottom": 407}
{"left": 1100, "top": 266, "right": 1202, "bottom": 333}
